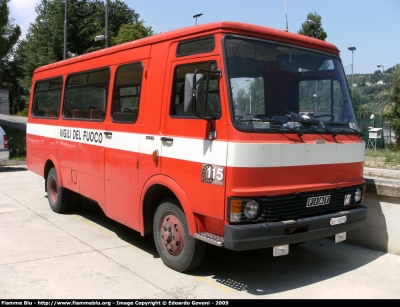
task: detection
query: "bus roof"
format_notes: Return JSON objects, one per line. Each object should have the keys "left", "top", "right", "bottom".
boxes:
{"left": 34, "top": 21, "right": 340, "bottom": 73}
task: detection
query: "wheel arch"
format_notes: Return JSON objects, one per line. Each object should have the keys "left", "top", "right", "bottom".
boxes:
{"left": 140, "top": 175, "right": 197, "bottom": 236}
{"left": 44, "top": 154, "right": 61, "bottom": 191}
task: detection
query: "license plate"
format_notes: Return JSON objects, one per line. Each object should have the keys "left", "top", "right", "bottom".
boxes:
{"left": 330, "top": 216, "right": 347, "bottom": 225}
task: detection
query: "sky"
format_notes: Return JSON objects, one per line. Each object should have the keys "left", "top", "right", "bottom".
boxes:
{"left": 8, "top": 0, "right": 400, "bottom": 75}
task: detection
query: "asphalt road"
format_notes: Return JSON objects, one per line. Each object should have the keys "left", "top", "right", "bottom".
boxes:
{"left": 0, "top": 114, "right": 27, "bottom": 132}
{"left": 1, "top": 167, "right": 400, "bottom": 299}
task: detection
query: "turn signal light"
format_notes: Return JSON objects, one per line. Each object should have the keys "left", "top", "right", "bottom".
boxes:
{"left": 152, "top": 150, "right": 158, "bottom": 165}
{"left": 230, "top": 199, "right": 242, "bottom": 213}
{"left": 229, "top": 199, "right": 242, "bottom": 222}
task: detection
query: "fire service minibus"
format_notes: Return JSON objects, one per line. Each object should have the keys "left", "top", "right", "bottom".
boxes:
{"left": 27, "top": 22, "right": 367, "bottom": 272}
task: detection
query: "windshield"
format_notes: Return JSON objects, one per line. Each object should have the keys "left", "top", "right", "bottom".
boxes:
{"left": 224, "top": 36, "right": 360, "bottom": 134}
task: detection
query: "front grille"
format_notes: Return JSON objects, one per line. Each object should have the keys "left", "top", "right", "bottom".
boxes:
{"left": 258, "top": 185, "right": 363, "bottom": 222}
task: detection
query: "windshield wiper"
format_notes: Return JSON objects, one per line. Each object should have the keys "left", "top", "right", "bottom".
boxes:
{"left": 277, "top": 122, "right": 303, "bottom": 137}
{"left": 299, "top": 118, "right": 338, "bottom": 137}
{"left": 287, "top": 113, "right": 337, "bottom": 137}
{"left": 237, "top": 116, "right": 303, "bottom": 137}
{"left": 325, "top": 122, "right": 363, "bottom": 136}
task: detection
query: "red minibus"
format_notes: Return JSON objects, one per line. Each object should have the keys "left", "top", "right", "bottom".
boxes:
{"left": 27, "top": 22, "right": 367, "bottom": 272}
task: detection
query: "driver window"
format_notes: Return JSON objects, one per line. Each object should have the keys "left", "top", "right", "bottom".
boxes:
{"left": 170, "top": 61, "right": 221, "bottom": 118}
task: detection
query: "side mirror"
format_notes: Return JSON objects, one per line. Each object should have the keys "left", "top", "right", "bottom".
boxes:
{"left": 184, "top": 73, "right": 205, "bottom": 116}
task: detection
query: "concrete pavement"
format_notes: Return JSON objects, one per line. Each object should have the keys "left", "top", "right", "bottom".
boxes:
{"left": 364, "top": 167, "right": 400, "bottom": 181}
{"left": 1, "top": 167, "right": 400, "bottom": 299}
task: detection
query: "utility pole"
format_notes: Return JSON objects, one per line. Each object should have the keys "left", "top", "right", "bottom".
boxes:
{"left": 105, "top": 0, "right": 109, "bottom": 48}
{"left": 348, "top": 47, "right": 356, "bottom": 99}
{"left": 64, "top": 0, "right": 68, "bottom": 60}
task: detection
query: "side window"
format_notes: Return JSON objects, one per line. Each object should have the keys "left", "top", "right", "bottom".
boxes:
{"left": 63, "top": 69, "right": 110, "bottom": 120}
{"left": 32, "top": 77, "right": 63, "bottom": 118}
{"left": 111, "top": 62, "right": 143, "bottom": 123}
{"left": 176, "top": 36, "right": 215, "bottom": 57}
{"left": 170, "top": 61, "right": 221, "bottom": 119}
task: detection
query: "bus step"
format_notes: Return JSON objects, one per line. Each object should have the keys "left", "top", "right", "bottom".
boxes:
{"left": 194, "top": 232, "right": 224, "bottom": 247}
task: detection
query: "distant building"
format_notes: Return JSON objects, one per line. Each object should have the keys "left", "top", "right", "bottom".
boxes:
{"left": 377, "top": 80, "right": 385, "bottom": 85}
{"left": 0, "top": 89, "right": 10, "bottom": 115}
{"left": 365, "top": 82, "right": 372, "bottom": 86}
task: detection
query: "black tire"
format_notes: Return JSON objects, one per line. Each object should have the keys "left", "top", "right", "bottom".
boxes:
{"left": 153, "top": 199, "right": 206, "bottom": 272}
{"left": 46, "top": 167, "right": 70, "bottom": 213}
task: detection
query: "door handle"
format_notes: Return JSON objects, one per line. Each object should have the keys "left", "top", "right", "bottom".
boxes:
{"left": 160, "top": 137, "right": 173, "bottom": 143}
{"left": 104, "top": 132, "right": 112, "bottom": 137}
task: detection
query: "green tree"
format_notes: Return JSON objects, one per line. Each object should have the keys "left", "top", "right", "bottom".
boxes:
{"left": 0, "top": 0, "right": 22, "bottom": 113}
{"left": 352, "top": 89, "right": 362, "bottom": 111}
{"left": 234, "top": 88, "right": 248, "bottom": 115}
{"left": 389, "top": 64, "right": 400, "bottom": 148}
{"left": 249, "top": 77, "right": 265, "bottom": 114}
{"left": 111, "top": 20, "right": 153, "bottom": 46}
{"left": 0, "top": 0, "right": 21, "bottom": 60}
{"left": 15, "top": 0, "right": 152, "bottom": 99}
{"left": 298, "top": 12, "right": 327, "bottom": 41}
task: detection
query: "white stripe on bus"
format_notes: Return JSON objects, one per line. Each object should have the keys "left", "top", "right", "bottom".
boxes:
{"left": 27, "top": 123, "right": 365, "bottom": 168}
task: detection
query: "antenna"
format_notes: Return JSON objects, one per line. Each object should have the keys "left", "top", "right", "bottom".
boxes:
{"left": 284, "top": 0, "right": 288, "bottom": 32}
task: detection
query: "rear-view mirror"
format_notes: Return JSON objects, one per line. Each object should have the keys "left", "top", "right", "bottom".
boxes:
{"left": 184, "top": 73, "right": 205, "bottom": 116}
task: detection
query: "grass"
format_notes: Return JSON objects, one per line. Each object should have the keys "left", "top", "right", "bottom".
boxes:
{"left": 1, "top": 126, "right": 26, "bottom": 159}
{"left": 365, "top": 148, "right": 400, "bottom": 165}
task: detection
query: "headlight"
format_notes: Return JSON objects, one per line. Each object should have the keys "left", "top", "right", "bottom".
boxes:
{"left": 228, "top": 198, "right": 260, "bottom": 222}
{"left": 355, "top": 188, "right": 362, "bottom": 202}
{"left": 244, "top": 200, "right": 259, "bottom": 220}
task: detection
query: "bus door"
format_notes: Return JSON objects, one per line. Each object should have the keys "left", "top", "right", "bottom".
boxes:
{"left": 61, "top": 69, "right": 109, "bottom": 206}
{"left": 161, "top": 59, "right": 228, "bottom": 221}
{"left": 104, "top": 61, "right": 148, "bottom": 229}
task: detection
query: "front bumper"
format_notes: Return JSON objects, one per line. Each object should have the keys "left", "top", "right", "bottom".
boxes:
{"left": 0, "top": 148, "right": 9, "bottom": 161}
{"left": 224, "top": 206, "right": 367, "bottom": 251}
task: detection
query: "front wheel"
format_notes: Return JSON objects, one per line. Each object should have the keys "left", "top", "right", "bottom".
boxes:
{"left": 153, "top": 199, "right": 206, "bottom": 272}
{"left": 46, "top": 167, "right": 70, "bottom": 213}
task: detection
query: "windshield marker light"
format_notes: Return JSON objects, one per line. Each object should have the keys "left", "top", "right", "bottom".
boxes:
{"left": 335, "top": 232, "right": 346, "bottom": 243}
{"left": 273, "top": 245, "right": 289, "bottom": 257}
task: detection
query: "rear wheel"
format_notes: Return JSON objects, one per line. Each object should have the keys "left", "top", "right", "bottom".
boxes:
{"left": 46, "top": 167, "right": 70, "bottom": 213}
{"left": 153, "top": 199, "right": 206, "bottom": 272}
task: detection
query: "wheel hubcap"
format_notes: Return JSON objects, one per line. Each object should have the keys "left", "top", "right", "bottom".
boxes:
{"left": 49, "top": 177, "right": 58, "bottom": 204}
{"left": 160, "top": 214, "right": 184, "bottom": 256}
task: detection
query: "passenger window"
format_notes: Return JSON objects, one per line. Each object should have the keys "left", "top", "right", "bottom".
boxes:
{"left": 63, "top": 69, "right": 110, "bottom": 120}
{"left": 111, "top": 62, "right": 143, "bottom": 123}
{"left": 32, "top": 77, "right": 63, "bottom": 118}
{"left": 170, "top": 61, "right": 221, "bottom": 119}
